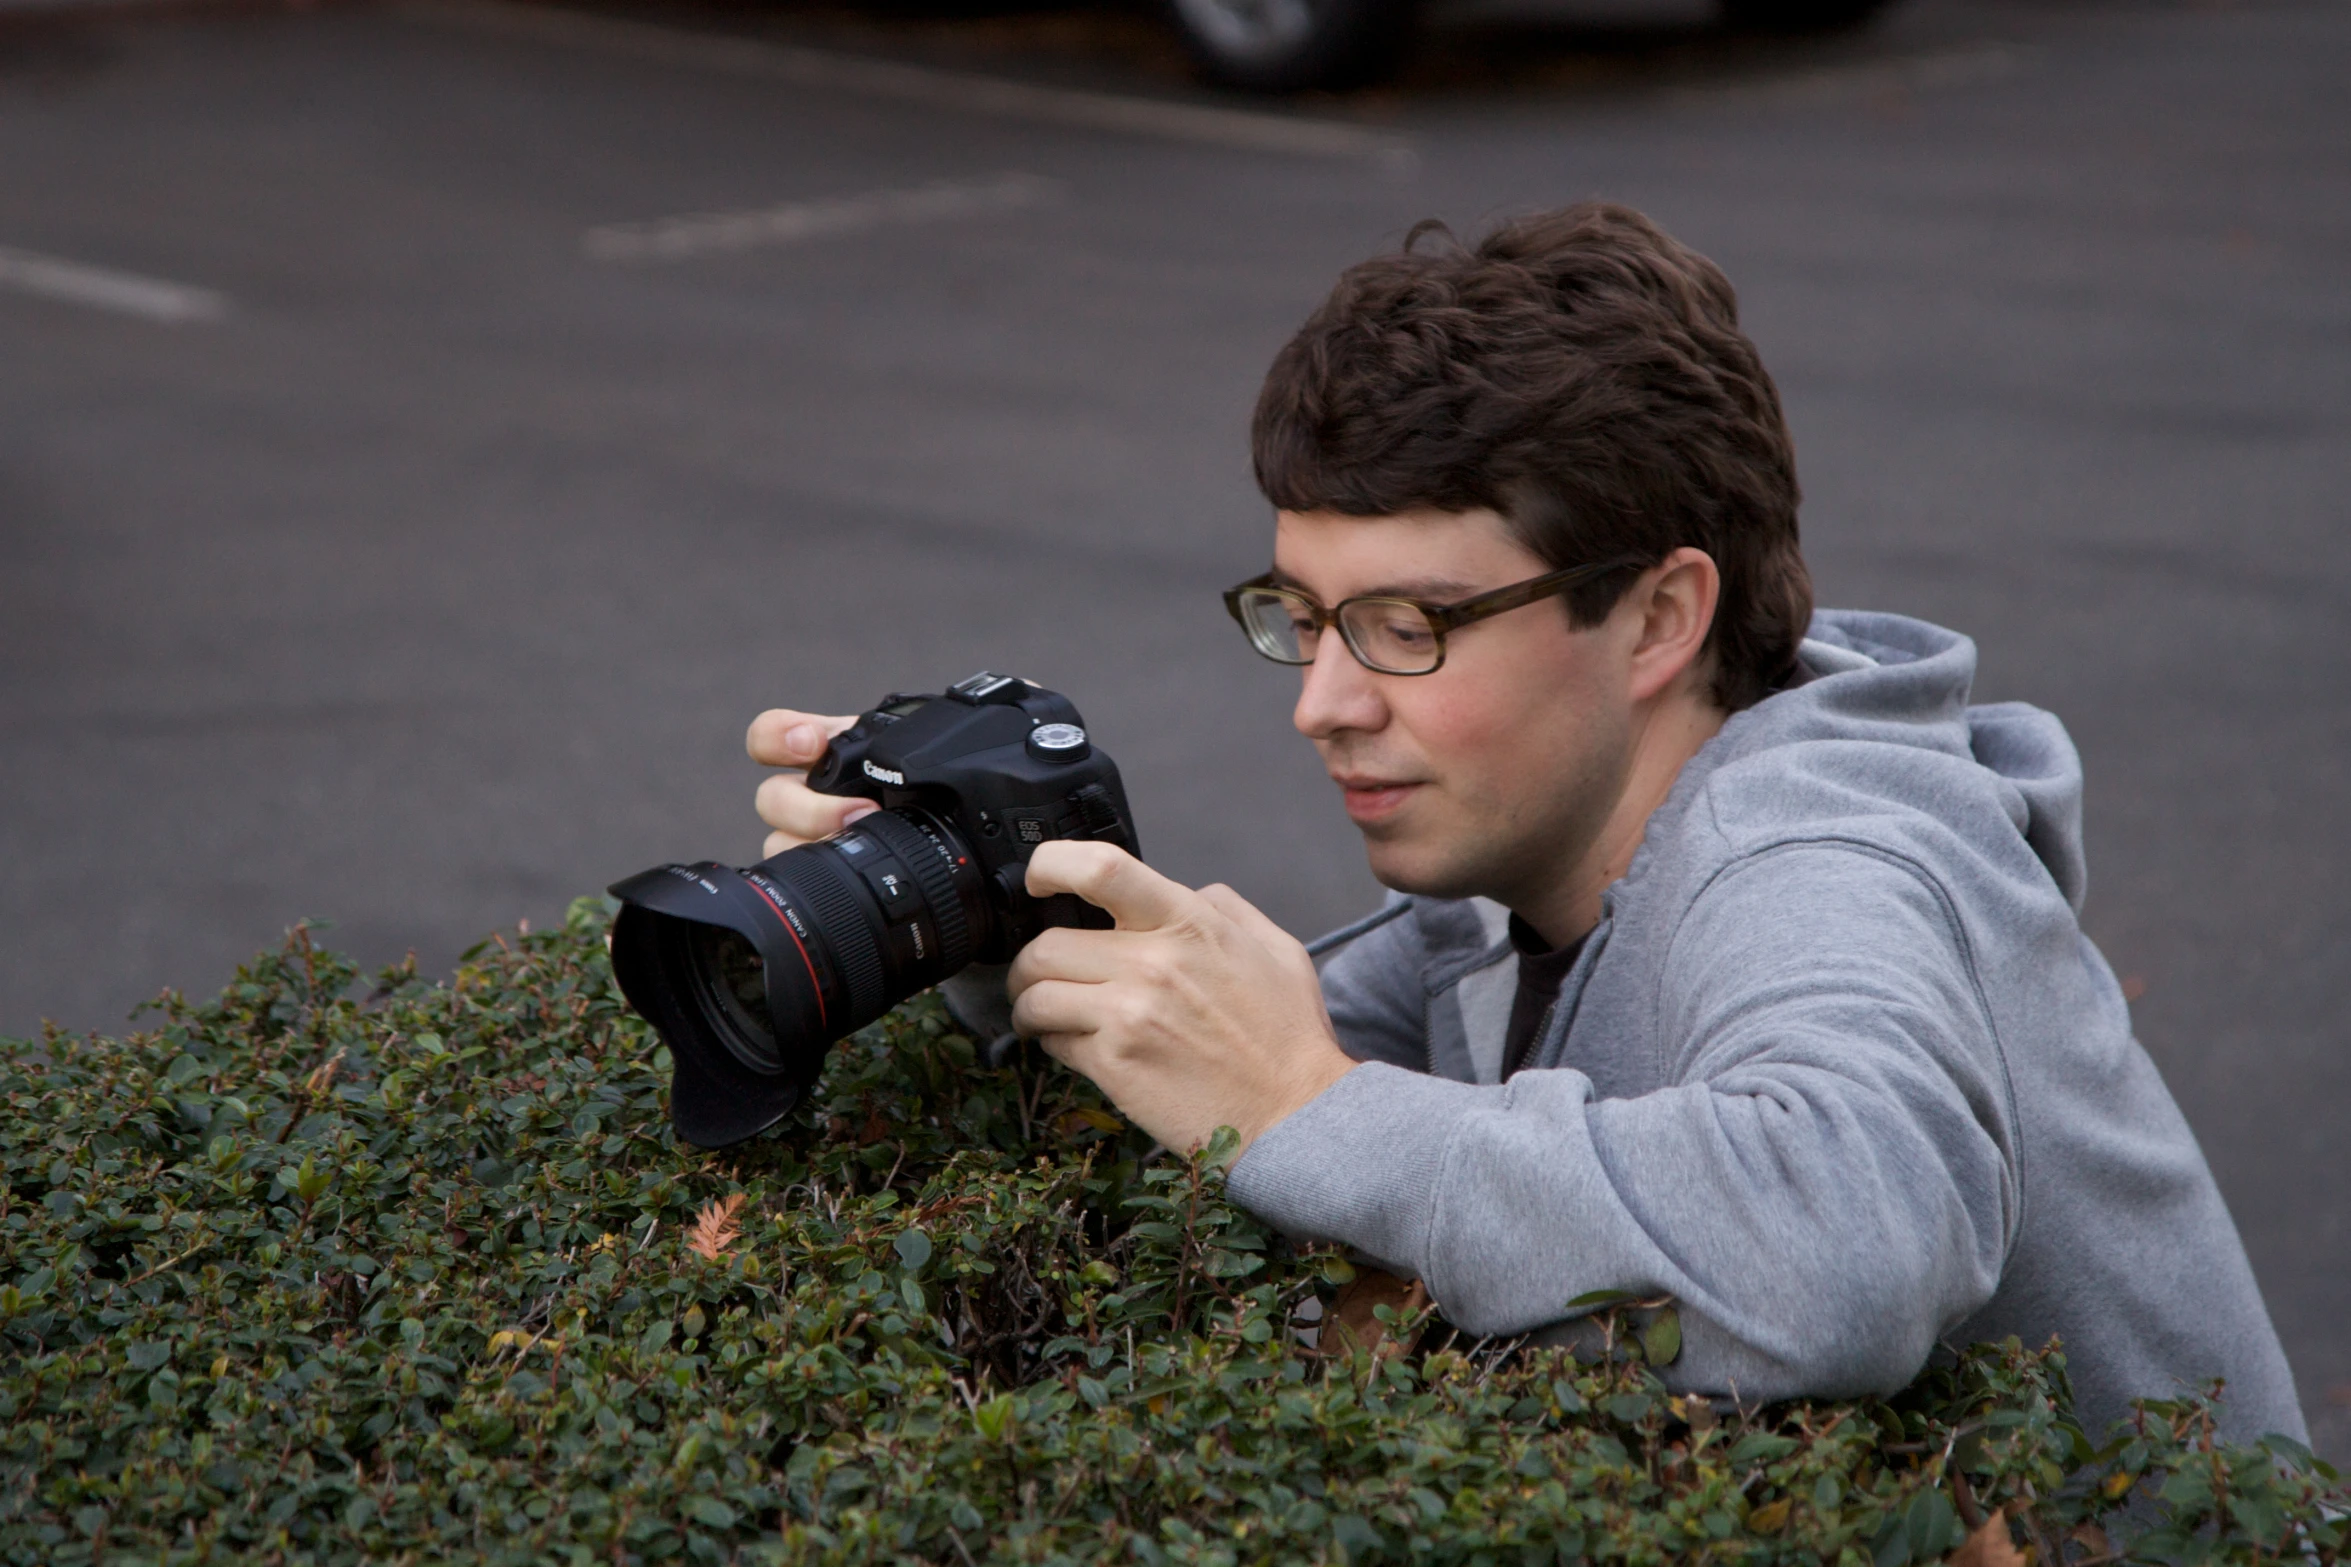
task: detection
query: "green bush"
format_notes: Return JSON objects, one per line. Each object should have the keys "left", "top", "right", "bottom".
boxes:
{"left": 1, "top": 900, "right": 2341, "bottom": 1565}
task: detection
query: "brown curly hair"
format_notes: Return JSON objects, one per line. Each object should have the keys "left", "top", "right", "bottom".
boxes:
{"left": 1252, "top": 202, "right": 1812, "bottom": 712}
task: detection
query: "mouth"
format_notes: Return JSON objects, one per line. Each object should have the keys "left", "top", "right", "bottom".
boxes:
{"left": 1332, "top": 775, "right": 1423, "bottom": 825}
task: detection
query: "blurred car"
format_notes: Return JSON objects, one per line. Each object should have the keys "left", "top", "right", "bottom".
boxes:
{"left": 1167, "top": 0, "right": 1896, "bottom": 90}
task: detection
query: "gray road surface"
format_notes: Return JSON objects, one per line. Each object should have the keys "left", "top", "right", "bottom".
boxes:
{"left": 1, "top": 0, "right": 2344, "bottom": 1452}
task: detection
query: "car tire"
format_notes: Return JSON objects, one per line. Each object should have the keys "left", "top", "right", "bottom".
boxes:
{"left": 1167, "top": 0, "right": 1417, "bottom": 91}
{"left": 1715, "top": 0, "right": 1896, "bottom": 31}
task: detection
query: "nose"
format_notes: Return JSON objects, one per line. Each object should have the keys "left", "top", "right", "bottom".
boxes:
{"left": 1293, "top": 628, "right": 1387, "bottom": 742}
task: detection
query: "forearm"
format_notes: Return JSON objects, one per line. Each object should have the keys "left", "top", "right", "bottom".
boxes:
{"left": 1227, "top": 1059, "right": 2008, "bottom": 1399}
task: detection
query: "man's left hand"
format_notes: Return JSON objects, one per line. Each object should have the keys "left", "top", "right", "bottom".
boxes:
{"left": 1006, "top": 842, "right": 1357, "bottom": 1156}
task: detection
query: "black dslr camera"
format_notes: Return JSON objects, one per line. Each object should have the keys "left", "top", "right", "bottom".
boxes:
{"left": 608, "top": 674, "right": 1140, "bottom": 1148}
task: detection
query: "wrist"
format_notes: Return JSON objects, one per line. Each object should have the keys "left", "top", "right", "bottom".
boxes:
{"left": 1235, "top": 1040, "right": 1356, "bottom": 1156}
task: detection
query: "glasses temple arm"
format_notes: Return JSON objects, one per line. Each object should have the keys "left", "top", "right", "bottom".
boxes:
{"left": 1423, "top": 558, "right": 1651, "bottom": 630}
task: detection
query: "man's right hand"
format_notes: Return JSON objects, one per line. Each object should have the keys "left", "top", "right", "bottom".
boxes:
{"left": 746, "top": 708, "right": 874, "bottom": 858}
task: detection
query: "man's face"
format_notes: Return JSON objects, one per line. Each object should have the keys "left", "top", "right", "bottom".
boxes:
{"left": 1274, "top": 507, "right": 1639, "bottom": 913}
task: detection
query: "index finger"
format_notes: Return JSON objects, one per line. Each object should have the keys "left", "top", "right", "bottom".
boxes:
{"left": 1024, "top": 841, "right": 1194, "bottom": 933}
{"left": 746, "top": 709, "right": 856, "bottom": 767}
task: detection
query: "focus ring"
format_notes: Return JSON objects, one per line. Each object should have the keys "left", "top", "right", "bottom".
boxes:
{"left": 860, "top": 811, "right": 974, "bottom": 973}
{"left": 782, "top": 854, "right": 888, "bottom": 1026}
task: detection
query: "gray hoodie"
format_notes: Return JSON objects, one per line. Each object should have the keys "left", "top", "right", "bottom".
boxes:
{"left": 1228, "top": 610, "right": 2305, "bottom": 1444}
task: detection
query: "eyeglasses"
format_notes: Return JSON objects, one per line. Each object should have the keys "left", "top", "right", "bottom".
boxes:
{"left": 1223, "top": 558, "right": 1650, "bottom": 676}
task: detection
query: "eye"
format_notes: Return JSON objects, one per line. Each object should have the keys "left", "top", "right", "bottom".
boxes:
{"left": 1360, "top": 606, "right": 1432, "bottom": 645}
{"left": 1341, "top": 601, "right": 1442, "bottom": 671}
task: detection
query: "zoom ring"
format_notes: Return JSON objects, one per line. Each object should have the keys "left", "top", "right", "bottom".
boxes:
{"left": 860, "top": 811, "right": 975, "bottom": 973}
{"left": 782, "top": 856, "right": 888, "bottom": 1026}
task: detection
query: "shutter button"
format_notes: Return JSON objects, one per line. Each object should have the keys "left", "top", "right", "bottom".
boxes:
{"left": 1027, "top": 723, "right": 1090, "bottom": 763}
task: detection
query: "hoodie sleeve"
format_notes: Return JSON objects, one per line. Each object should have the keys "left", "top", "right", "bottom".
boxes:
{"left": 1314, "top": 898, "right": 1439, "bottom": 1072}
{"left": 1227, "top": 842, "right": 2018, "bottom": 1403}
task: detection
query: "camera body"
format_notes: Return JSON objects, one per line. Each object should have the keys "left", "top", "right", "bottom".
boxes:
{"left": 806, "top": 671, "right": 1138, "bottom": 961}
{"left": 607, "top": 673, "right": 1139, "bottom": 1148}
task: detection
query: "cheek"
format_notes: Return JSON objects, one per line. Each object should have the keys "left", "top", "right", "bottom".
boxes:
{"left": 1403, "top": 660, "right": 1611, "bottom": 805}
{"left": 1392, "top": 686, "right": 1524, "bottom": 795}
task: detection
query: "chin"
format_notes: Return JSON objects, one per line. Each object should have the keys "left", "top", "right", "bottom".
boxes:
{"left": 1359, "top": 838, "right": 1493, "bottom": 904}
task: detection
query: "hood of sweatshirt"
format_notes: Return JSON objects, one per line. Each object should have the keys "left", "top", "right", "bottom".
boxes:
{"left": 1655, "top": 609, "right": 2088, "bottom": 913}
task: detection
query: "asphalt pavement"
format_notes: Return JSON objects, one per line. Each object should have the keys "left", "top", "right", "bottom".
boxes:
{"left": 1, "top": 0, "right": 2344, "bottom": 1453}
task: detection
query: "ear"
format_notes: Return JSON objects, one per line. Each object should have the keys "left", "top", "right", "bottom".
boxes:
{"left": 1625, "top": 548, "right": 1721, "bottom": 705}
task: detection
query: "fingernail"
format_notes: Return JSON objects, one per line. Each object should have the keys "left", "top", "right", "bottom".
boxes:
{"left": 785, "top": 723, "right": 817, "bottom": 756}
{"left": 843, "top": 804, "right": 878, "bottom": 824}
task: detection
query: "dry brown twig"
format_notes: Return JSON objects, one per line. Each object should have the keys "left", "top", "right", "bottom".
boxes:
{"left": 686, "top": 1193, "right": 748, "bottom": 1261}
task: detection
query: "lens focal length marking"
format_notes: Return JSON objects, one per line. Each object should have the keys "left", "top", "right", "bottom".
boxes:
{"left": 869, "top": 811, "right": 977, "bottom": 972}
{"left": 741, "top": 873, "right": 828, "bottom": 1030}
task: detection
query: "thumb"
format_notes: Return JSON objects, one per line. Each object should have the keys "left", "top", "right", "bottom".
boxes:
{"left": 747, "top": 709, "right": 856, "bottom": 767}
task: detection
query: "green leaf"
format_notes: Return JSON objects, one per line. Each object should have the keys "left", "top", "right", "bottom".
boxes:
{"left": 292, "top": 1155, "right": 332, "bottom": 1203}
{"left": 1905, "top": 1489, "right": 1963, "bottom": 1560}
{"left": 1565, "top": 1288, "right": 1641, "bottom": 1309}
{"left": 1729, "top": 1433, "right": 1799, "bottom": 1465}
{"left": 1603, "top": 1392, "right": 1653, "bottom": 1425}
{"left": 893, "top": 1227, "right": 932, "bottom": 1272}
{"left": 1332, "top": 1516, "right": 1385, "bottom": 1561}
{"left": 1639, "top": 1307, "right": 1681, "bottom": 1367}
{"left": 681, "top": 1496, "right": 734, "bottom": 1529}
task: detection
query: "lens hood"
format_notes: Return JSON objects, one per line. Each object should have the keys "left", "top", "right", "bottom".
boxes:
{"left": 606, "top": 863, "right": 821, "bottom": 1147}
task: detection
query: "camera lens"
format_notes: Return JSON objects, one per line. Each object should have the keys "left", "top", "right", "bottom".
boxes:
{"left": 608, "top": 807, "right": 990, "bottom": 1146}
{"left": 683, "top": 923, "right": 776, "bottom": 1067}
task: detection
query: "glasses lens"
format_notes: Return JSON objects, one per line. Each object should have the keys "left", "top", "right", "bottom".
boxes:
{"left": 1235, "top": 588, "right": 1318, "bottom": 664}
{"left": 1340, "top": 599, "right": 1442, "bottom": 673}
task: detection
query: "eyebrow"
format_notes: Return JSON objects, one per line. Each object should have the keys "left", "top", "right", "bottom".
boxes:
{"left": 1262, "top": 565, "right": 1485, "bottom": 602}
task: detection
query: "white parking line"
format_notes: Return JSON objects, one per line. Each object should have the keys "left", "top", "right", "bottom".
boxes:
{"left": 402, "top": 0, "right": 1417, "bottom": 170}
{"left": 586, "top": 172, "right": 1067, "bottom": 263}
{"left": 0, "top": 245, "right": 228, "bottom": 323}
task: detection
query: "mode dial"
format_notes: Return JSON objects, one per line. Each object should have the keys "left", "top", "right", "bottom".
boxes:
{"left": 1026, "top": 723, "right": 1090, "bottom": 763}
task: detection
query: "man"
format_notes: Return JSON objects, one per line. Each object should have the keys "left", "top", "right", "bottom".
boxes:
{"left": 749, "top": 204, "right": 2305, "bottom": 1443}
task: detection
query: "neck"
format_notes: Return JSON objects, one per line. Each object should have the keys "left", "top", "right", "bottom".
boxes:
{"left": 1516, "top": 683, "right": 1727, "bottom": 948}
